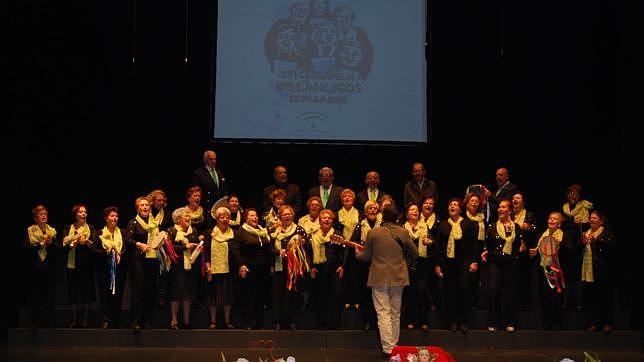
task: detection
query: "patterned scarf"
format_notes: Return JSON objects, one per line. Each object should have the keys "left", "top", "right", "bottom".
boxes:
{"left": 271, "top": 223, "right": 297, "bottom": 272}
{"left": 537, "top": 228, "right": 565, "bottom": 292}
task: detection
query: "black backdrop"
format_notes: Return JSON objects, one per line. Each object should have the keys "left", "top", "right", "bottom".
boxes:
{"left": 5, "top": 0, "right": 642, "bottom": 335}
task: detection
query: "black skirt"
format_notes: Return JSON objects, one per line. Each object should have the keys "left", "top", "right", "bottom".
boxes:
{"left": 208, "top": 273, "right": 234, "bottom": 306}
{"left": 168, "top": 265, "right": 197, "bottom": 301}
{"left": 66, "top": 266, "right": 95, "bottom": 304}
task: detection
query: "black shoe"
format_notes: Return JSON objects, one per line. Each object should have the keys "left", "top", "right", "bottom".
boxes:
{"left": 290, "top": 323, "right": 297, "bottom": 332}
{"left": 459, "top": 324, "right": 469, "bottom": 334}
{"left": 274, "top": 323, "right": 281, "bottom": 331}
{"left": 450, "top": 323, "right": 458, "bottom": 332}
{"left": 131, "top": 322, "right": 141, "bottom": 331}
{"left": 101, "top": 322, "right": 110, "bottom": 329}
{"left": 363, "top": 322, "right": 371, "bottom": 331}
{"left": 421, "top": 324, "right": 429, "bottom": 332}
{"left": 31, "top": 322, "right": 39, "bottom": 330}
{"left": 68, "top": 321, "right": 77, "bottom": 329}
{"left": 381, "top": 352, "right": 391, "bottom": 360}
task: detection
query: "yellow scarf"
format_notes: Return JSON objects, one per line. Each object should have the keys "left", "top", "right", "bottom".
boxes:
{"left": 497, "top": 220, "right": 516, "bottom": 255}
{"left": 136, "top": 214, "right": 159, "bottom": 258}
{"left": 338, "top": 207, "right": 359, "bottom": 241}
{"left": 210, "top": 226, "right": 233, "bottom": 274}
{"left": 272, "top": 223, "right": 297, "bottom": 272}
{"left": 64, "top": 224, "right": 90, "bottom": 269}
{"left": 310, "top": 227, "right": 333, "bottom": 264}
{"left": 229, "top": 210, "right": 242, "bottom": 227}
{"left": 446, "top": 217, "right": 463, "bottom": 259}
{"left": 563, "top": 200, "right": 593, "bottom": 223}
{"left": 242, "top": 223, "right": 269, "bottom": 240}
{"left": 152, "top": 208, "right": 166, "bottom": 226}
{"left": 513, "top": 208, "right": 527, "bottom": 226}
{"left": 404, "top": 221, "right": 428, "bottom": 258}
{"left": 298, "top": 214, "right": 320, "bottom": 234}
{"left": 421, "top": 212, "right": 436, "bottom": 229}
{"left": 100, "top": 226, "right": 123, "bottom": 254}
{"left": 186, "top": 205, "right": 204, "bottom": 225}
{"left": 467, "top": 211, "right": 485, "bottom": 241}
{"left": 27, "top": 224, "right": 56, "bottom": 262}
{"left": 359, "top": 218, "right": 380, "bottom": 243}
{"left": 581, "top": 226, "right": 604, "bottom": 282}
{"left": 174, "top": 224, "right": 194, "bottom": 270}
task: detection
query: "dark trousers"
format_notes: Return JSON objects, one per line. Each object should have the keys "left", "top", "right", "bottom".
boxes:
{"left": 129, "top": 258, "right": 159, "bottom": 325}
{"left": 30, "top": 267, "right": 56, "bottom": 326}
{"left": 344, "top": 258, "right": 375, "bottom": 326}
{"left": 444, "top": 260, "right": 470, "bottom": 326}
{"left": 518, "top": 253, "right": 535, "bottom": 309}
{"left": 272, "top": 271, "right": 299, "bottom": 326}
{"left": 539, "top": 272, "right": 563, "bottom": 328}
{"left": 239, "top": 265, "right": 270, "bottom": 328}
{"left": 403, "top": 259, "right": 432, "bottom": 326}
{"left": 96, "top": 259, "right": 127, "bottom": 326}
{"left": 312, "top": 263, "right": 342, "bottom": 328}
{"left": 488, "top": 255, "right": 519, "bottom": 327}
{"left": 582, "top": 276, "right": 613, "bottom": 327}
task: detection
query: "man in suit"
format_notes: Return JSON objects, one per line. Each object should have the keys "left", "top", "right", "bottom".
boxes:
{"left": 484, "top": 167, "right": 520, "bottom": 221}
{"left": 356, "top": 205, "right": 418, "bottom": 357}
{"left": 307, "top": 167, "right": 343, "bottom": 211}
{"left": 190, "top": 150, "right": 228, "bottom": 221}
{"left": 263, "top": 165, "right": 302, "bottom": 216}
{"left": 356, "top": 171, "right": 387, "bottom": 211}
{"left": 403, "top": 162, "right": 438, "bottom": 207}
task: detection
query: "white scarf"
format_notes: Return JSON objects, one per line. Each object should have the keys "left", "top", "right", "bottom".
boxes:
{"left": 563, "top": 200, "right": 593, "bottom": 224}
{"left": 446, "top": 217, "right": 463, "bottom": 259}
{"left": 210, "top": 225, "right": 233, "bottom": 274}
{"left": 174, "top": 224, "right": 194, "bottom": 270}
{"left": 64, "top": 223, "right": 90, "bottom": 269}
{"left": 136, "top": 214, "right": 159, "bottom": 258}
{"left": 271, "top": 223, "right": 297, "bottom": 272}
{"left": 581, "top": 226, "right": 604, "bottom": 282}
{"left": 310, "top": 227, "right": 333, "bottom": 264}
{"left": 27, "top": 224, "right": 56, "bottom": 262}
{"left": 496, "top": 220, "right": 516, "bottom": 255}
{"left": 338, "top": 207, "right": 359, "bottom": 241}
{"left": 404, "top": 220, "right": 428, "bottom": 258}
{"left": 467, "top": 211, "right": 486, "bottom": 241}
{"left": 100, "top": 226, "right": 123, "bottom": 254}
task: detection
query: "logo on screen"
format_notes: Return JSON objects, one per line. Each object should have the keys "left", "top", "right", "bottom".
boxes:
{"left": 265, "top": 1, "right": 373, "bottom": 106}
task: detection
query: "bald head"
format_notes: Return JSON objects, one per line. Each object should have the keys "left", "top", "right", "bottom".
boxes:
{"left": 273, "top": 165, "right": 288, "bottom": 183}
{"left": 495, "top": 168, "right": 510, "bottom": 186}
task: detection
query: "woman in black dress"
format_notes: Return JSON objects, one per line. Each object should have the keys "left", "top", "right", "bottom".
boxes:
{"left": 126, "top": 196, "right": 162, "bottom": 329}
{"left": 206, "top": 206, "right": 236, "bottom": 329}
{"left": 61, "top": 204, "right": 98, "bottom": 328}
{"left": 580, "top": 210, "right": 615, "bottom": 333}
{"left": 482, "top": 199, "right": 524, "bottom": 332}
{"left": 511, "top": 192, "right": 538, "bottom": 310}
{"left": 271, "top": 205, "right": 309, "bottom": 331}
{"left": 25, "top": 205, "right": 58, "bottom": 329}
{"left": 96, "top": 206, "right": 127, "bottom": 328}
{"left": 434, "top": 198, "right": 478, "bottom": 333}
{"left": 232, "top": 208, "right": 272, "bottom": 329}
{"left": 167, "top": 209, "right": 202, "bottom": 329}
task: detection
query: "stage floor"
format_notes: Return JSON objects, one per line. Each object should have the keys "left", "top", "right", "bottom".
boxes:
{"left": 4, "top": 346, "right": 644, "bottom": 362}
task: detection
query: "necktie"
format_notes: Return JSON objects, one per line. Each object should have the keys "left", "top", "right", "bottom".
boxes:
{"left": 369, "top": 189, "right": 376, "bottom": 201}
{"left": 322, "top": 187, "right": 329, "bottom": 207}
{"left": 209, "top": 167, "right": 219, "bottom": 188}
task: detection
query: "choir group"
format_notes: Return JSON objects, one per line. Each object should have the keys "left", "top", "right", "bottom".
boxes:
{"left": 25, "top": 151, "right": 616, "bottom": 334}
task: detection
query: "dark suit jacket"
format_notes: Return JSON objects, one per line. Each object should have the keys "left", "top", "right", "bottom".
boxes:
{"left": 263, "top": 183, "right": 302, "bottom": 215}
{"left": 190, "top": 166, "right": 228, "bottom": 212}
{"left": 434, "top": 218, "right": 479, "bottom": 269}
{"left": 403, "top": 178, "right": 438, "bottom": 207}
{"left": 356, "top": 188, "right": 387, "bottom": 211}
{"left": 307, "top": 184, "right": 343, "bottom": 211}
{"left": 487, "top": 182, "right": 520, "bottom": 220}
